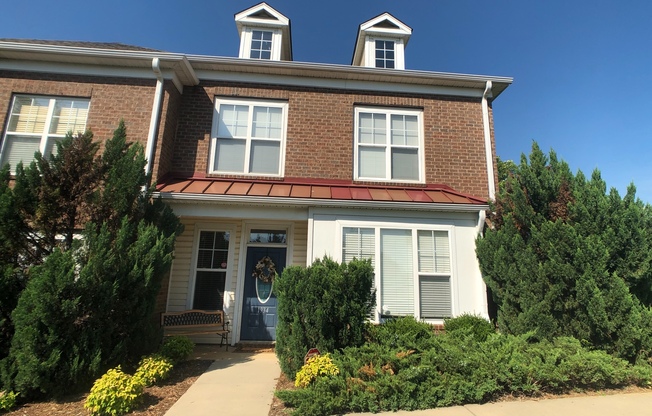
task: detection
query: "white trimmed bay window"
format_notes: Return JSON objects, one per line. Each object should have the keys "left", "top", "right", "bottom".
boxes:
{"left": 210, "top": 98, "right": 287, "bottom": 176}
{"left": 341, "top": 225, "right": 453, "bottom": 321}
{"left": 354, "top": 107, "right": 423, "bottom": 183}
{"left": 0, "top": 95, "right": 89, "bottom": 172}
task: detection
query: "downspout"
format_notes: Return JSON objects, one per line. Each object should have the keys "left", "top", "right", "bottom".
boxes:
{"left": 478, "top": 81, "right": 494, "bottom": 319}
{"left": 482, "top": 81, "right": 495, "bottom": 201}
{"left": 145, "top": 57, "right": 164, "bottom": 178}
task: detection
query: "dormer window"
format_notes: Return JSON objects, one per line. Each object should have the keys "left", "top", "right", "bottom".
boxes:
{"left": 352, "top": 13, "right": 412, "bottom": 70}
{"left": 250, "top": 30, "right": 273, "bottom": 59}
{"left": 235, "top": 2, "right": 292, "bottom": 61}
{"left": 374, "top": 39, "right": 395, "bottom": 69}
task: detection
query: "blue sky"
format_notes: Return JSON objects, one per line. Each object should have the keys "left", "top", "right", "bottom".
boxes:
{"left": 2, "top": 1, "right": 651, "bottom": 201}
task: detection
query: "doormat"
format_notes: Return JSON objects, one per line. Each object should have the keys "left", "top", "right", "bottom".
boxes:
{"left": 233, "top": 344, "right": 275, "bottom": 353}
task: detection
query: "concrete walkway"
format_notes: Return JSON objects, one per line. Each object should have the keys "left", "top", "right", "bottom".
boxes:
{"left": 167, "top": 346, "right": 652, "bottom": 416}
{"left": 351, "top": 391, "right": 652, "bottom": 415}
{"left": 165, "top": 346, "right": 280, "bottom": 416}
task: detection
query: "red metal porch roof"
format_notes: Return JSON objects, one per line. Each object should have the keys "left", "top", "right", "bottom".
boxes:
{"left": 156, "top": 176, "right": 487, "bottom": 206}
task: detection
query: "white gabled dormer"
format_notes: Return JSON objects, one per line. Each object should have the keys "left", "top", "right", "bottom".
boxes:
{"left": 352, "top": 13, "right": 412, "bottom": 70}
{"left": 235, "top": 2, "right": 292, "bottom": 61}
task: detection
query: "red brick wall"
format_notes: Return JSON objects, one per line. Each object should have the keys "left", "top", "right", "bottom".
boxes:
{"left": 152, "top": 81, "right": 182, "bottom": 181}
{"left": 172, "top": 82, "right": 495, "bottom": 199}
{"left": 0, "top": 71, "right": 170, "bottom": 181}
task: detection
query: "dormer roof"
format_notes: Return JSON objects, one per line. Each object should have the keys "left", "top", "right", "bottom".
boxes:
{"left": 235, "top": 2, "right": 292, "bottom": 61}
{"left": 352, "top": 12, "right": 412, "bottom": 68}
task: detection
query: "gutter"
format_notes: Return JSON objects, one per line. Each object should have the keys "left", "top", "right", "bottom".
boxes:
{"left": 144, "top": 57, "right": 164, "bottom": 177}
{"left": 482, "top": 81, "right": 496, "bottom": 200}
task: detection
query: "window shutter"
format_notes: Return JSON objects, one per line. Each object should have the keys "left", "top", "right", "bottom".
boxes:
{"left": 380, "top": 229, "right": 413, "bottom": 316}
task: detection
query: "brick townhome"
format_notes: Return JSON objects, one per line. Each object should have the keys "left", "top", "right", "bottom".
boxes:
{"left": 0, "top": 3, "right": 511, "bottom": 344}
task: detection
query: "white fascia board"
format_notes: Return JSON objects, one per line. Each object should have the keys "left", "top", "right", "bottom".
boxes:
{"left": 193, "top": 69, "right": 483, "bottom": 98}
{"left": 0, "top": 59, "right": 155, "bottom": 80}
{"left": 188, "top": 56, "right": 512, "bottom": 98}
{"left": 360, "top": 13, "right": 412, "bottom": 35}
{"left": 155, "top": 192, "right": 488, "bottom": 213}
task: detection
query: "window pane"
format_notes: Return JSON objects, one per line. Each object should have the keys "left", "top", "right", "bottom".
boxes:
{"left": 43, "top": 137, "right": 64, "bottom": 159}
{"left": 250, "top": 50, "right": 261, "bottom": 59}
{"left": 199, "top": 231, "right": 215, "bottom": 249}
{"left": 381, "top": 229, "right": 413, "bottom": 316}
{"left": 8, "top": 97, "right": 49, "bottom": 134}
{"left": 359, "top": 147, "right": 386, "bottom": 178}
{"left": 214, "top": 232, "right": 230, "bottom": 249}
{"left": 252, "top": 106, "right": 282, "bottom": 139}
{"left": 212, "top": 250, "right": 228, "bottom": 268}
{"left": 343, "top": 227, "right": 375, "bottom": 263}
{"left": 197, "top": 249, "right": 213, "bottom": 268}
{"left": 391, "top": 115, "right": 419, "bottom": 146}
{"left": 420, "top": 276, "right": 451, "bottom": 318}
{"left": 418, "top": 230, "right": 451, "bottom": 274}
{"left": 260, "top": 51, "right": 271, "bottom": 59}
{"left": 50, "top": 100, "right": 89, "bottom": 135}
{"left": 391, "top": 148, "right": 419, "bottom": 180}
{"left": 358, "top": 113, "right": 386, "bottom": 144}
{"left": 193, "top": 271, "right": 226, "bottom": 310}
{"left": 215, "top": 138, "right": 245, "bottom": 172}
{"left": 249, "top": 140, "right": 280, "bottom": 174}
{"left": 217, "top": 104, "right": 249, "bottom": 138}
{"left": 386, "top": 60, "right": 395, "bottom": 69}
{"left": 249, "top": 229, "right": 287, "bottom": 244}
{"left": 0, "top": 135, "right": 40, "bottom": 170}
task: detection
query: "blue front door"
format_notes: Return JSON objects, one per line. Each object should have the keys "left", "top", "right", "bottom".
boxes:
{"left": 240, "top": 246, "right": 286, "bottom": 341}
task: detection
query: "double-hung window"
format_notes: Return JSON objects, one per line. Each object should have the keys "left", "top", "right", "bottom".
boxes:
{"left": 210, "top": 98, "right": 287, "bottom": 176}
{"left": 0, "top": 95, "right": 89, "bottom": 172}
{"left": 192, "top": 230, "right": 231, "bottom": 310}
{"left": 354, "top": 107, "right": 423, "bottom": 183}
{"left": 341, "top": 225, "right": 453, "bottom": 321}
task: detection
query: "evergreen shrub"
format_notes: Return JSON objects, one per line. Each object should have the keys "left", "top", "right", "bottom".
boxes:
{"left": 444, "top": 314, "right": 495, "bottom": 342}
{"left": 276, "top": 319, "right": 652, "bottom": 416}
{"left": 367, "top": 316, "right": 434, "bottom": 350}
{"left": 477, "top": 143, "right": 652, "bottom": 362}
{"left": 275, "top": 257, "right": 375, "bottom": 378}
{"left": 159, "top": 336, "right": 194, "bottom": 364}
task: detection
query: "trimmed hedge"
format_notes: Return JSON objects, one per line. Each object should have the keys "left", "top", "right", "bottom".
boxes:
{"left": 275, "top": 257, "right": 375, "bottom": 378}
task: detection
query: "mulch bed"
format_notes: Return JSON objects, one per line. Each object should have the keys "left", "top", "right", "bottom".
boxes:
{"left": 268, "top": 372, "right": 294, "bottom": 416}
{"left": 5, "top": 359, "right": 213, "bottom": 416}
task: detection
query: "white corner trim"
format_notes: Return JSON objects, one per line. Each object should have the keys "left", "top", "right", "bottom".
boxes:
{"left": 482, "top": 81, "right": 495, "bottom": 201}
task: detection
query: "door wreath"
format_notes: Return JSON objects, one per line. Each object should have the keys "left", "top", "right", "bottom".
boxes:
{"left": 252, "top": 256, "right": 277, "bottom": 283}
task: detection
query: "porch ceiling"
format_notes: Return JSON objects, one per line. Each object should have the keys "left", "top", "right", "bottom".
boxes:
{"left": 156, "top": 177, "right": 487, "bottom": 206}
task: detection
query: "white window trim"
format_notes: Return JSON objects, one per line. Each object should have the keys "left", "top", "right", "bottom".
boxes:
{"left": 338, "top": 220, "right": 456, "bottom": 324}
{"left": 365, "top": 36, "right": 405, "bottom": 70}
{"left": 187, "top": 224, "right": 237, "bottom": 312}
{"left": 0, "top": 95, "right": 90, "bottom": 172}
{"left": 238, "top": 27, "right": 282, "bottom": 61}
{"left": 353, "top": 106, "right": 425, "bottom": 184}
{"left": 210, "top": 97, "right": 288, "bottom": 177}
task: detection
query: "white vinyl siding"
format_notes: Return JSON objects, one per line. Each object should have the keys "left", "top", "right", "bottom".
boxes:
{"left": 0, "top": 95, "right": 89, "bottom": 172}
{"left": 211, "top": 98, "right": 287, "bottom": 176}
{"left": 354, "top": 107, "right": 423, "bottom": 183}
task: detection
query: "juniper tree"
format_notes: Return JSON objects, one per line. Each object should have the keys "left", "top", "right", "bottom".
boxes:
{"left": 2, "top": 121, "right": 180, "bottom": 397}
{"left": 477, "top": 143, "right": 652, "bottom": 362}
